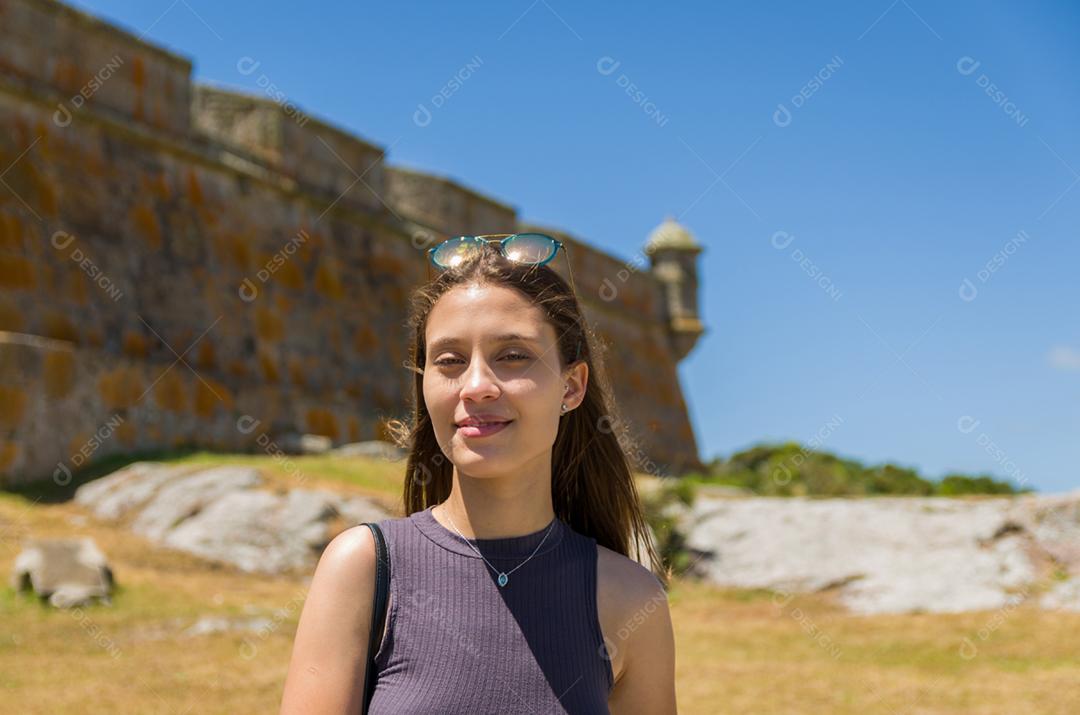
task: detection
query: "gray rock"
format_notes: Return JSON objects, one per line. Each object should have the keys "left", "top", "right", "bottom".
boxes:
{"left": 74, "top": 462, "right": 197, "bottom": 520}
{"left": 1007, "top": 491, "right": 1080, "bottom": 571}
{"left": 183, "top": 615, "right": 275, "bottom": 637}
{"left": 75, "top": 462, "right": 391, "bottom": 574}
{"left": 11, "top": 537, "right": 113, "bottom": 608}
{"left": 1040, "top": 578, "right": 1080, "bottom": 612}
{"left": 164, "top": 489, "right": 348, "bottom": 573}
{"left": 333, "top": 494, "right": 393, "bottom": 526}
{"left": 330, "top": 440, "right": 404, "bottom": 461}
{"left": 131, "top": 466, "right": 263, "bottom": 540}
{"left": 277, "top": 433, "right": 333, "bottom": 455}
{"left": 684, "top": 495, "right": 1047, "bottom": 615}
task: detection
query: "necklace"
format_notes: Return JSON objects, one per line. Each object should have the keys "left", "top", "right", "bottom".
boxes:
{"left": 439, "top": 506, "right": 557, "bottom": 587}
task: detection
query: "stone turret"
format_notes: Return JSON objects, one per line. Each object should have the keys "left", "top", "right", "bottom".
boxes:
{"left": 646, "top": 217, "right": 705, "bottom": 360}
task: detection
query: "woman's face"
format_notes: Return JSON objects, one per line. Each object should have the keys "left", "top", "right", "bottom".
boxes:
{"left": 423, "top": 282, "right": 586, "bottom": 478}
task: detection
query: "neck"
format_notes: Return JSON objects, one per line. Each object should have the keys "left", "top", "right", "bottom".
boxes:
{"left": 434, "top": 453, "right": 556, "bottom": 539}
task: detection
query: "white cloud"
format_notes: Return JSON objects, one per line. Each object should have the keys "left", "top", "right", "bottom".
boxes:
{"left": 1048, "top": 346, "right": 1080, "bottom": 371}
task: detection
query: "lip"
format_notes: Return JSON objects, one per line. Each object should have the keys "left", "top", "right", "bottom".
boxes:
{"left": 455, "top": 414, "right": 514, "bottom": 428}
{"left": 454, "top": 416, "right": 514, "bottom": 438}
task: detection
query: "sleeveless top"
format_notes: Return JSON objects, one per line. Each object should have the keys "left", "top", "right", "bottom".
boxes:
{"left": 367, "top": 505, "right": 614, "bottom": 714}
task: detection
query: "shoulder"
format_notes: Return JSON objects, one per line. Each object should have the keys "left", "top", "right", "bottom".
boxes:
{"left": 596, "top": 543, "right": 669, "bottom": 626}
{"left": 595, "top": 543, "right": 671, "bottom": 664}
{"left": 595, "top": 544, "right": 677, "bottom": 713}
{"left": 325, "top": 523, "right": 380, "bottom": 574}
{"left": 278, "top": 524, "right": 381, "bottom": 713}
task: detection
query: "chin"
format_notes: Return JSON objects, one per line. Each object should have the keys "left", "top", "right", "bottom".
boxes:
{"left": 449, "top": 442, "right": 519, "bottom": 476}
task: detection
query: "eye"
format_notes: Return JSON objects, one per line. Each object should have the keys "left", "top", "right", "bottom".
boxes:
{"left": 432, "top": 352, "right": 532, "bottom": 367}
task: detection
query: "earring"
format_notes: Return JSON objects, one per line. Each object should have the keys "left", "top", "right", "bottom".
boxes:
{"left": 560, "top": 404, "right": 568, "bottom": 413}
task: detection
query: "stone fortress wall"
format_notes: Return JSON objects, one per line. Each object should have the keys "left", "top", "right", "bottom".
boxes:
{"left": 0, "top": 0, "right": 706, "bottom": 486}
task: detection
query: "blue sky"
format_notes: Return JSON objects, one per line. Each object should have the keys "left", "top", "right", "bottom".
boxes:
{"left": 71, "top": 0, "right": 1079, "bottom": 493}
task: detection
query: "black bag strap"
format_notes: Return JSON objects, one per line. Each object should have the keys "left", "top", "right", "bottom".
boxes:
{"left": 360, "top": 522, "right": 390, "bottom": 714}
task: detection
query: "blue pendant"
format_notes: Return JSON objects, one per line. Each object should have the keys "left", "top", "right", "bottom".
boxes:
{"left": 497, "top": 572, "right": 509, "bottom": 587}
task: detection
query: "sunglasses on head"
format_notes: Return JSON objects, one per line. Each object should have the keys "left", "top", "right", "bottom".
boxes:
{"left": 428, "top": 233, "right": 563, "bottom": 270}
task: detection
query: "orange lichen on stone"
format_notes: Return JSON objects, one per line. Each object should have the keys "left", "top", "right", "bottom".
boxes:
{"left": 348, "top": 415, "right": 361, "bottom": 442}
{"left": 0, "top": 299, "right": 24, "bottom": 331}
{"left": 98, "top": 367, "right": 144, "bottom": 410}
{"left": 153, "top": 369, "right": 187, "bottom": 413}
{"left": 221, "top": 232, "right": 252, "bottom": 269}
{"left": 0, "top": 254, "right": 35, "bottom": 290}
{"left": 369, "top": 253, "right": 404, "bottom": 274}
{"left": 226, "top": 359, "right": 248, "bottom": 379}
{"left": 42, "top": 311, "right": 78, "bottom": 342}
{"left": 0, "top": 386, "right": 27, "bottom": 428}
{"left": 51, "top": 57, "right": 81, "bottom": 93}
{"left": 287, "top": 358, "right": 306, "bottom": 387}
{"left": 187, "top": 169, "right": 204, "bottom": 207}
{"left": 43, "top": 351, "right": 76, "bottom": 399}
{"left": 130, "top": 204, "right": 162, "bottom": 249}
{"left": 275, "top": 258, "right": 304, "bottom": 290}
{"left": 194, "top": 378, "right": 232, "bottom": 417}
{"left": 315, "top": 259, "right": 344, "bottom": 299}
{"left": 69, "top": 265, "right": 89, "bottom": 305}
{"left": 196, "top": 339, "right": 216, "bottom": 370}
{"left": 255, "top": 307, "right": 283, "bottom": 341}
{"left": 353, "top": 324, "right": 377, "bottom": 354}
{"left": 0, "top": 441, "right": 18, "bottom": 471}
{"left": 122, "top": 330, "right": 149, "bottom": 358}
{"left": 144, "top": 172, "right": 171, "bottom": 201}
{"left": 345, "top": 381, "right": 363, "bottom": 400}
{"left": 151, "top": 101, "right": 166, "bottom": 131}
{"left": 306, "top": 408, "right": 338, "bottom": 439}
{"left": 259, "top": 352, "right": 280, "bottom": 382}
{"left": 0, "top": 213, "right": 23, "bottom": 250}
{"left": 24, "top": 162, "right": 58, "bottom": 217}
{"left": 131, "top": 56, "right": 146, "bottom": 89}
{"left": 115, "top": 421, "right": 137, "bottom": 446}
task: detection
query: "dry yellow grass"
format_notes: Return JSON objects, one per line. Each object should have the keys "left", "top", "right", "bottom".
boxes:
{"left": 670, "top": 580, "right": 1080, "bottom": 714}
{"left": 2, "top": 455, "right": 1078, "bottom": 714}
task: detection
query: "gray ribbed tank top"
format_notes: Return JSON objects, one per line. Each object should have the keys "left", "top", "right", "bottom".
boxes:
{"left": 368, "top": 505, "right": 614, "bottom": 714}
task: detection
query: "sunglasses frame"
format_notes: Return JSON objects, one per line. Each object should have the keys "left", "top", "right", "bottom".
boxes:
{"left": 427, "top": 233, "right": 563, "bottom": 270}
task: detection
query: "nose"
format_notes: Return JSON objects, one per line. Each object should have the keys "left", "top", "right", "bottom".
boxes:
{"left": 458, "top": 354, "right": 501, "bottom": 402}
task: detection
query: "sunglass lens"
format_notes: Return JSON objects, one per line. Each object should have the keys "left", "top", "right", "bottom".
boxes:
{"left": 431, "top": 238, "right": 480, "bottom": 268}
{"left": 505, "top": 234, "right": 557, "bottom": 264}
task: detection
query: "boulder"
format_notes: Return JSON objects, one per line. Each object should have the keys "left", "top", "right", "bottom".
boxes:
{"left": 11, "top": 537, "right": 113, "bottom": 608}
{"left": 74, "top": 463, "right": 391, "bottom": 574}
{"left": 1040, "top": 578, "right": 1080, "bottom": 612}
{"left": 277, "top": 433, "right": 333, "bottom": 455}
{"left": 330, "top": 440, "right": 405, "bottom": 461}
{"left": 683, "top": 494, "right": 1073, "bottom": 615}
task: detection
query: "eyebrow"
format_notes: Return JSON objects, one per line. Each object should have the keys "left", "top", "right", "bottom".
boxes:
{"left": 427, "top": 333, "right": 542, "bottom": 353}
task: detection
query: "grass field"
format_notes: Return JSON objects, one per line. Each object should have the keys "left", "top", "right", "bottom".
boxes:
{"left": 2, "top": 452, "right": 1078, "bottom": 714}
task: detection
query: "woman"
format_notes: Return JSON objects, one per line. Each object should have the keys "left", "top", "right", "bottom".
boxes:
{"left": 280, "top": 233, "right": 677, "bottom": 714}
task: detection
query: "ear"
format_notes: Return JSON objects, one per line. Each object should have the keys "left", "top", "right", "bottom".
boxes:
{"left": 562, "top": 360, "right": 589, "bottom": 410}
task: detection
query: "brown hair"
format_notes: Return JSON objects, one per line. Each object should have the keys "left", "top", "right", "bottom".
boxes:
{"left": 385, "top": 244, "right": 669, "bottom": 588}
